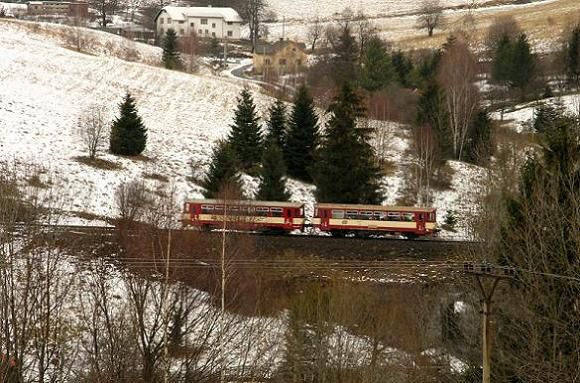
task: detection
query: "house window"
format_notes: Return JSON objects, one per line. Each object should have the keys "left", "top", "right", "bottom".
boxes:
{"left": 212, "top": 22, "right": 216, "bottom": 28}
{"left": 190, "top": 22, "right": 194, "bottom": 27}
{"left": 205, "top": 29, "right": 208, "bottom": 34}
{"left": 278, "top": 58, "right": 287, "bottom": 65}
{"left": 264, "top": 58, "right": 271, "bottom": 65}
{"left": 227, "top": 21, "right": 232, "bottom": 25}
{"left": 211, "top": 32, "right": 215, "bottom": 37}
{"left": 198, "top": 29, "right": 202, "bottom": 34}
{"left": 167, "top": 18, "right": 171, "bottom": 23}
{"left": 160, "top": 18, "right": 164, "bottom": 24}
{"left": 180, "top": 28, "right": 184, "bottom": 35}
{"left": 159, "top": 27, "right": 164, "bottom": 34}
{"left": 201, "top": 18, "right": 207, "bottom": 25}
{"left": 227, "top": 30, "right": 233, "bottom": 37}
{"left": 178, "top": 20, "right": 184, "bottom": 24}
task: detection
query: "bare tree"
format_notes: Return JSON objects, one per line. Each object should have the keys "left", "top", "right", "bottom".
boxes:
{"left": 437, "top": 38, "right": 479, "bottom": 160}
{"left": 67, "top": 17, "right": 95, "bottom": 52}
{"left": 115, "top": 180, "right": 148, "bottom": 223}
{"left": 412, "top": 124, "right": 439, "bottom": 206}
{"left": 355, "top": 10, "right": 376, "bottom": 63}
{"left": 417, "top": 0, "right": 445, "bottom": 37}
{"left": 244, "top": 0, "right": 267, "bottom": 52}
{"left": 485, "top": 15, "right": 521, "bottom": 52}
{"left": 90, "top": 0, "right": 119, "bottom": 28}
{"left": 79, "top": 104, "right": 108, "bottom": 160}
{"left": 307, "top": 17, "right": 324, "bottom": 52}
{"left": 180, "top": 33, "right": 200, "bottom": 73}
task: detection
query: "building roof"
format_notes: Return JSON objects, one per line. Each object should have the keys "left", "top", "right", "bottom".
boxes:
{"left": 254, "top": 39, "right": 307, "bottom": 55}
{"left": 155, "top": 6, "right": 243, "bottom": 23}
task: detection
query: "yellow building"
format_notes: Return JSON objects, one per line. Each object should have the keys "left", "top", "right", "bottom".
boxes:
{"left": 253, "top": 39, "right": 307, "bottom": 76}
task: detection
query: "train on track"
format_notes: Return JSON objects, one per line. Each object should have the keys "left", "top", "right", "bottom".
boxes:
{"left": 181, "top": 199, "right": 439, "bottom": 239}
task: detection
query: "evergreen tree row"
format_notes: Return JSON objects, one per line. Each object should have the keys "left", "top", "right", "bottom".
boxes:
{"left": 203, "top": 85, "right": 383, "bottom": 205}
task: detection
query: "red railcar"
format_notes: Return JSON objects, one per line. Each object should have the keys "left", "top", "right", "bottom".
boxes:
{"left": 313, "top": 203, "right": 438, "bottom": 238}
{"left": 182, "top": 199, "right": 305, "bottom": 232}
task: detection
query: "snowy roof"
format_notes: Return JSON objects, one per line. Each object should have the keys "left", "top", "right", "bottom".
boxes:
{"left": 155, "top": 6, "right": 243, "bottom": 23}
{"left": 316, "top": 203, "right": 436, "bottom": 213}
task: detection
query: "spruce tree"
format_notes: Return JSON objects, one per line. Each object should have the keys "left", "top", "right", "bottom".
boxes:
{"left": 491, "top": 33, "right": 513, "bottom": 85}
{"left": 566, "top": 26, "right": 580, "bottom": 86}
{"left": 202, "top": 140, "right": 241, "bottom": 198}
{"left": 162, "top": 29, "right": 182, "bottom": 70}
{"left": 332, "top": 24, "right": 358, "bottom": 84}
{"left": 285, "top": 86, "right": 319, "bottom": 182}
{"left": 228, "top": 89, "right": 263, "bottom": 173}
{"left": 110, "top": 92, "right": 147, "bottom": 156}
{"left": 266, "top": 99, "right": 287, "bottom": 149}
{"left": 257, "top": 140, "right": 290, "bottom": 201}
{"left": 417, "top": 82, "right": 452, "bottom": 158}
{"left": 360, "top": 36, "right": 394, "bottom": 92}
{"left": 510, "top": 33, "right": 535, "bottom": 93}
{"left": 464, "top": 109, "right": 493, "bottom": 164}
{"left": 533, "top": 101, "right": 565, "bottom": 134}
{"left": 391, "top": 51, "right": 414, "bottom": 88}
{"left": 313, "top": 83, "right": 381, "bottom": 204}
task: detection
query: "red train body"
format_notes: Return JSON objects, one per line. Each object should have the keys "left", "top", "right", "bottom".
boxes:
{"left": 182, "top": 200, "right": 438, "bottom": 238}
{"left": 182, "top": 199, "right": 305, "bottom": 232}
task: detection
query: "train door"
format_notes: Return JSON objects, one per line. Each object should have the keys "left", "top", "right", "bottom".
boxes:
{"left": 416, "top": 213, "right": 426, "bottom": 233}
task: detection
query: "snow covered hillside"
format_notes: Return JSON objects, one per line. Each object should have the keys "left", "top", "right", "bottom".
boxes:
{"left": 0, "top": 20, "right": 483, "bottom": 234}
{"left": 0, "top": 20, "right": 270, "bottom": 219}
{"left": 266, "top": 0, "right": 499, "bottom": 22}
{"left": 264, "top": 0, "right": 564, "bottom": 50}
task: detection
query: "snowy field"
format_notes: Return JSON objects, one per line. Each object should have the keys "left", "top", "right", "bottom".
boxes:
{"left": 0, "top": 20, "right": 484, "bottom": 236}
{"left": 266, "top": 0, "right": 500, "bottom": 22}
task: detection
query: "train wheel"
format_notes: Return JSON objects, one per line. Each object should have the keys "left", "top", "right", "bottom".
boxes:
{"left": 404, "top": 233, "right": 418, "bottom": 240}
{"left": 330, "top": 230, "right": 345, "bottom": 238}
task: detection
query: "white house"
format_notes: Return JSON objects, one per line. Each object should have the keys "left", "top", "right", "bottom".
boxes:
{"left": 155, "top": 6, "right": 242, "bottom": 40}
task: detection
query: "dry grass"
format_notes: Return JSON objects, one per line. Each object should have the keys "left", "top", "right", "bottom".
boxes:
{"left": 397, "top": 0, "right": 580, "bottom": 50}
{"left": 74, "top": 156, "right": 123, "bottom": 170}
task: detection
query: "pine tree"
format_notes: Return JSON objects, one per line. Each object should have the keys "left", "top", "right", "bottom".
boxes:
{"left": 510, "top": 33, "right": 535, "bottom": 93}
{"left": 285, "top": 86, "right": 319, "bottom": 182}
{"left": 332, "top": 24, "right": 358, "bottom": 84}
{"left": 464, "top": 109, "right": 493, "bottom": 164}
{"left": 162, "top": 29, "right": 182, "bottom": 70}
{"left": 360, "top": 36, "right": 394, "bottom": 92}
{"left": 257, "top": 140, "right": 290, "bottom": 201}
{"left": 202, "top": 140, "right": 241, "bottom": 198}
{"left": 491, "top": 34, "right": 513, "bottom": 85}
{"left": 110, "top": 93, "right": 147, "bottom": 156}
{"left": 533, "top": 101, "right": 565, "bottom": 134}
{"left": 391, "top": 51, "right": 414, "bottom": 88}
{"left": 228, "top": 89, "right": 263, "bottom": 173}
{"left": 566, "top": 26, "right": 580, "bottom": 86}
{"left": 266, "top": 99, "right": 287, "bottom": 149}
{"left": 417, "top": 82, "right": 452, "bottom": 158}
{"left": 313, "top": 83, "right": 381, "bottom": 204}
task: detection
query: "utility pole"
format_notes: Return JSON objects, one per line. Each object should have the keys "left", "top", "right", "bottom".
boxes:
{"left": 464, "top": 262, "right": 515, "bottom": 383}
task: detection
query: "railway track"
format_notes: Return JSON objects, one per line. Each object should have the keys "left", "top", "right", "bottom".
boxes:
{"left": 4, "top": 224, "right": 475, "bottom": 259}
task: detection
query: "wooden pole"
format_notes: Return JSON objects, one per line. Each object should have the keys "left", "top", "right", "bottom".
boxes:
{"left": 475, "top": 275, "right": 500, "bottom": 383}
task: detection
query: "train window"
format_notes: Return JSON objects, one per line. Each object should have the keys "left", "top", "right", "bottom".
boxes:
{"left": 430, "top": 212, "right": 436, "bottom": 221}
{"left": 402, "top": 213, "right": 414, "bottom": 221}
{"left": 201, "top": 205, "right": 214, "bottom": 214}
{"left": 331, "top": 210, "right": 344, "bottom": 219}
{"left": 360, "top": 211, "right": 373, "bottom": 220}
{"left": 214, "top": 206, "right": 224, "bottom": 212}
{"left": 374, "top": 212, "right": 387, "bottom": 220}
{"left": 387, "top": 212, "right": 400, "bottom": 221}
{"left": 256, "top": 207, "right": 269, "bottom": 216}
{"left": 271, "top": 208, "right": 283, "bottom": 217}
{"left": 346, "top": 210, "right": 358, "bottom": 219}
